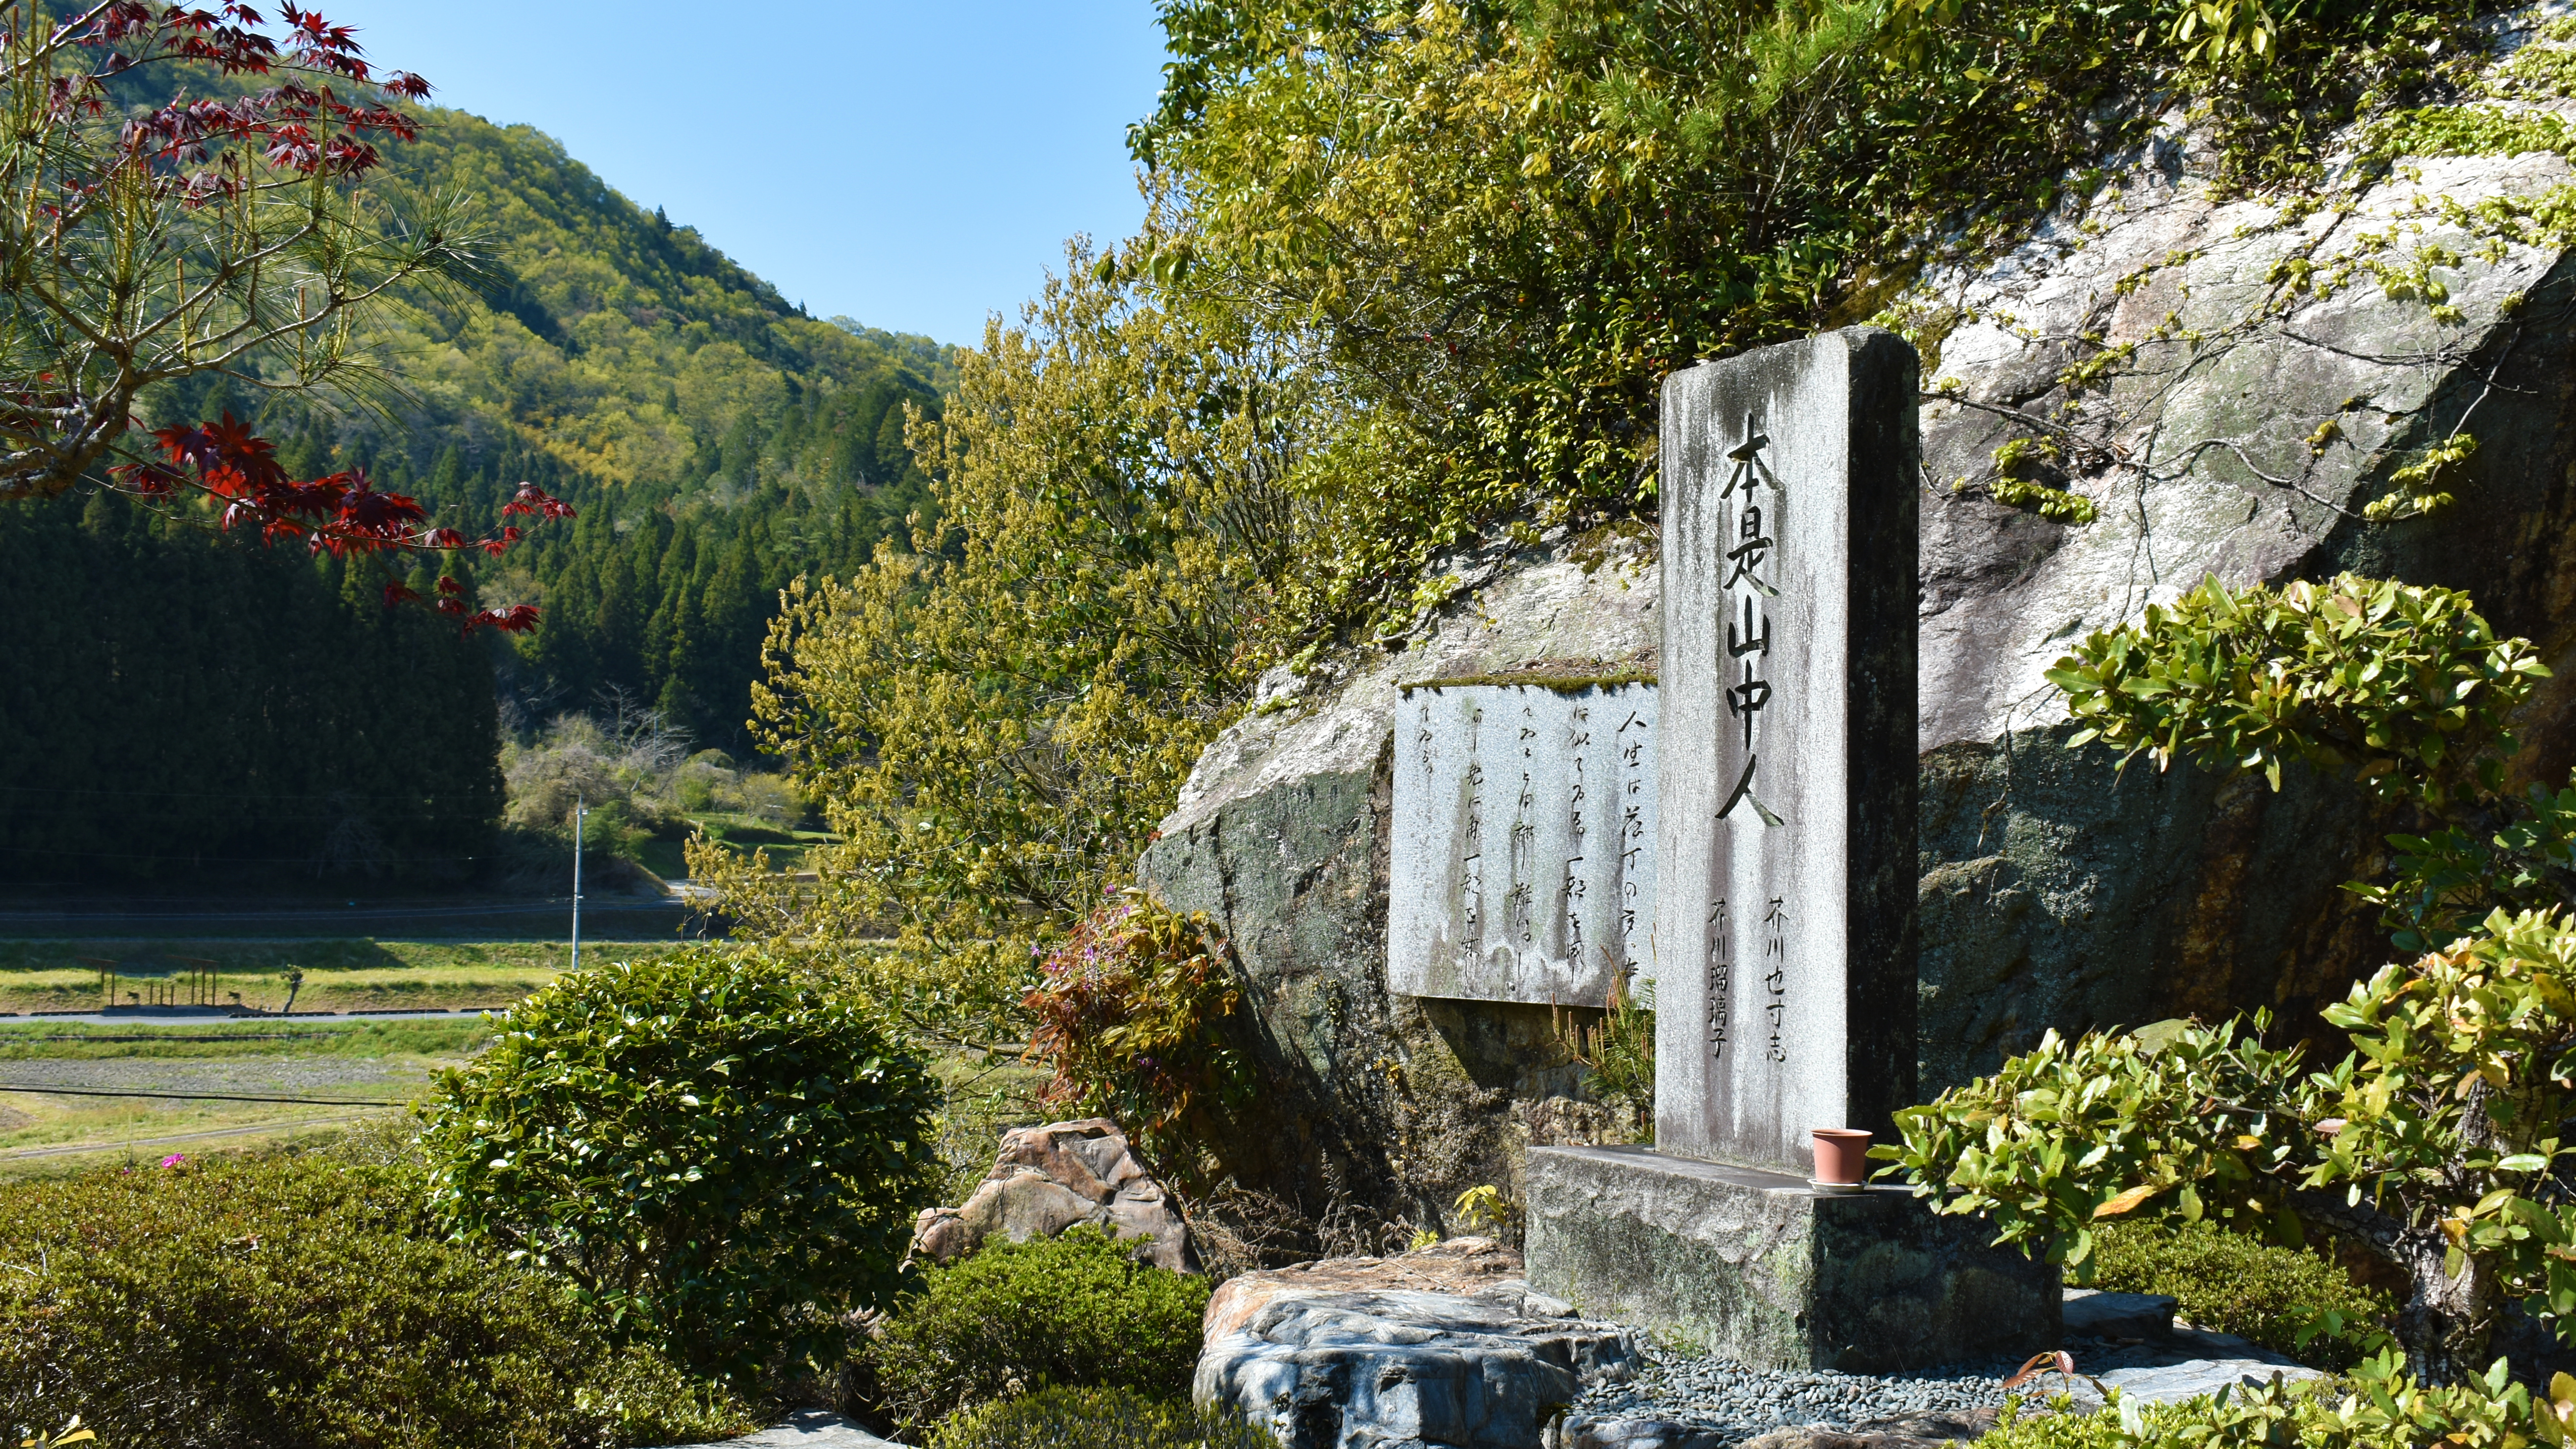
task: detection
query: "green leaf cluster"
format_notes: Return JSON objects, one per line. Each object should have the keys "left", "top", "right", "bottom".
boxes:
{"left": 418, "top": 949, "right": 942, "bottom": 1384}
{"left": 2047, "top": 573, "right": 2546, "bottom": 802}
{"left": 1880, "top": 1016, "right": 2312, "bottom": 1275}
{"left": 1975, "top": 1355, "right": 2572, "bottom": 1448}
{"left": 2091, "top": 1219, "right": 2396, "bottom": 1369}
{"left": 1127, "top": 0, "right": 2469, "bottom": 633}
{"left": 1888, "top": 906, "right": 2576, "bottom": 1378}
{"left": 866, "top": 1227, "right": 1215, "bottom": 1432}
{"left": 0, "top": 1134, "right": 746, "bottom": 1449}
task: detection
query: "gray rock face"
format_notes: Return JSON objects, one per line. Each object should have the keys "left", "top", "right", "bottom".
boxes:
{"left": 2068, "top": 1327, "right": 2326, "bottom": 1405}
{"left": 1910, "top": 29, "right": 2576, "bottom": 1075}
{"left": 910, "top": 1118, "right": 1193, "bottom": 1273}
{"left": 1194, "top": 1240, "right": 1642, "bottom": 1449}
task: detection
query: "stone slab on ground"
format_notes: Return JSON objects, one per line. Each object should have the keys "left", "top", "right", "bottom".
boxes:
{"left": 1197, "top": 1239, "right": 1642, "bottom": 1449}
{"left": 2069, "top": 1326, "right": 2327, "bottom": 1405}
{"left": 2061, "top": 1288, "right": 2178, "bottom": 1341}
{"left": 652, "top": 1409, "right": 902, "bottom": 1449}
{"left": 1526, "top": 1144, "right": 2058, "bottom": 1372}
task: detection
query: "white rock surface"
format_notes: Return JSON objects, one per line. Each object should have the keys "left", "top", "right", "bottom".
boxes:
{"left": 1197, "top": 1239, "right": 1642, "bottom": 1449}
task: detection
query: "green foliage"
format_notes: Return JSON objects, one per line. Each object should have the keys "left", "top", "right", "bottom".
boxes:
{"left": 1555, "top": 977, "right": 1656, "bottom": 1139}
{"left": 1022, "top": 888, "right": 1256, "bottom": 1185}
{"left": 1887, "top": 907, "right": 2576, "bottom": 1379}
{"left": 0, "top": 490, "right": 501, "bottom": 882}
{"left": 1986, "top": 475, "right": 2103, "bottom": 525}
{"left": 1132, "top": 0, "right": 2465, "bottom": 635}
{"left": 2046, "top": 573, "right": 2546, "bottom": 804}
{"left": 0, "top": 10, "right": 488, "bottom": 499}
{"left": 418, "top": 950, "right": 943, "bottom": 1383}
{"left": 928, "top": 1387, "right": 1272, "bottom": 1449}
{"left": 0, "top": 1136, "right": 746, "bottom": 1449}
{"left": 1880, "top": 1016, "right": 2310, "bottom": 1276}
{"left": 2366, "top": 105, "right": 2576, "bottom": 164}
{"left": 2355, "top": 769, "right": 2576, "bottom": 954}
{"left": 1971, "top": 1355, "right": 2566, "bottom": 1447}
{"left": 2364, "top": 432, "right": 2478, "bottom": 522}
{"left": 696, "top": 239, "right": 1324, "bottom": 1039}
{"left": 867, "top": 1227, "right": 1215, "bottom": 1432}
{"left": 2090, "top": 1219, "right": 2395, "bottom": 1369}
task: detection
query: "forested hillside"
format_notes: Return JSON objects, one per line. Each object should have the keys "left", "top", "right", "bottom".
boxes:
{"left": 238, "top": 106, "right": 958, "bottom": 748}
{"left": 0, "top": 95, "right": 953, "bottom": 881}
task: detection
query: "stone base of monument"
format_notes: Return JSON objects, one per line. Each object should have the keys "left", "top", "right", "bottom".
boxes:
{"left": 1525, "top": 1145, "right": 2060, "bottom": 1373}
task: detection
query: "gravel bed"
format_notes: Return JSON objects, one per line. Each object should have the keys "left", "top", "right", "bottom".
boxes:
{"left": 1572, "top": 1342, "right": 2030, "bottom": 1444}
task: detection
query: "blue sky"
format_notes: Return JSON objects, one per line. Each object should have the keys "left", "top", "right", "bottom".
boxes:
{"left": 319, "top": 2, "right": 1171, "bottom": 347}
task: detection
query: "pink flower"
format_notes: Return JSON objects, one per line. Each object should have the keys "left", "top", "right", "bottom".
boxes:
{"left": 159, "top": 1153, "right": 186, "bottom": 1168}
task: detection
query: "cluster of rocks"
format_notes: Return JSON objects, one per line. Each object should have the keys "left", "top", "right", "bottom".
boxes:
{"left": 909, "top": 1117, "right": 1194, "bottom": 1272}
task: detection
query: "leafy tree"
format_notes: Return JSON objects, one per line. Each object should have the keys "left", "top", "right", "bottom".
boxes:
{"left": 691, "top": 237, "right": 1326, "bottom": 1044}
{"left": 419, "top": 951, "right": 944, "bottom": 1383}
{"left": 0, "top": 486, "right": 503, "bottom": 881}
{"left": 0, "top": 0, "right": 568, "bottom": 600}
{"left": 1133, "top": 0, "right": 2469, "bottom": 634}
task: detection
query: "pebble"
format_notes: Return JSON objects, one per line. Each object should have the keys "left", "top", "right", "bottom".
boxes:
{"left": 1570, "top": 1342, "right": 2032, "bottom": 1446}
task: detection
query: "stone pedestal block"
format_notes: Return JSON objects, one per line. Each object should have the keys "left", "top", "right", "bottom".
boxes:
{"left": 1524, "top": 1145, "right": 2058, "bottom": 1372}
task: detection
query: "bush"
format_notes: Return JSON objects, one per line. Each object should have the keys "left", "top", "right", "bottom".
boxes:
{"left": 868, "top": 1227, "right": 1213, "bottom": 1430}
{"left": 2090, "top": 1220, "right": 2396, "bottom": 1370}
{"left": 1972, "top": 1354, "right": 2571, "bottom": 1448}
{"left": 929, "top": 1387, "right": 1270, "bottom": 1449}
{"left": 0, "top": 1135, "right": 745, "bottom": 1449}
{"left": 420, "top": 949, "right": 944, "bottom": 1382}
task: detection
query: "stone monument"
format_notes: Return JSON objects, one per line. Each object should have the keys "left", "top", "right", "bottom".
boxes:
{"left": 1521, "top": 327, "right": 2058, "bottom": 1371}
{"left": 1387, "top": 680, "right": 1658, "bottom": 1007}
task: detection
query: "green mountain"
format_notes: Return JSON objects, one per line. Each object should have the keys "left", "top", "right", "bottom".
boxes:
{"left": 0, "top": 104, "right": 957, "bottom": 882}
{"left": 170, "top": 107, "right": 957, "bottom": 750}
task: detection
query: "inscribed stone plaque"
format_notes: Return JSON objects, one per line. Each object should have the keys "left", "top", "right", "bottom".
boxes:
{"left": 1653, "top": 328, "right": 1919, "bottom": 1177}
{"left": 1387, "top": 682, "right": 1658, "bottom": 1006}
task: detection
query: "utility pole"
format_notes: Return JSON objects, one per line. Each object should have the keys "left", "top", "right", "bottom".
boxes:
{"left": 571, "top": 792, "right": 586, "bottom": 972}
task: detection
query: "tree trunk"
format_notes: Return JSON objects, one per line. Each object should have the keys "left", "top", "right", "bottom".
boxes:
{"left": 2289, "top": 1186, "right": 2497, "bottom": 1383}
{"left": 2391, "top": 1225, "right": 2499, "bottom": 1384}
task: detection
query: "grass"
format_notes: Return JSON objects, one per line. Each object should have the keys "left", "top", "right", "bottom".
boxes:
{"left": 0, "top": 1016, "right": 495, "bottom": 1176}
{"left": 638, "top": 816, "right": 839, "bottom": 880}
{"left": 0, "top": 1017, "right": 499, "bottom": 1060}
{"left": 0, "top": 939, "right": 693, "bottom": 1014}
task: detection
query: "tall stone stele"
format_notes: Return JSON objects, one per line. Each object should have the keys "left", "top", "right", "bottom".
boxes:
{"left": 1523, "top": 327, "right": 2059, "bottom": 1371}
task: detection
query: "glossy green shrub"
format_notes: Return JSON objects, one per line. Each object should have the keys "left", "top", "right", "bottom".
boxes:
{"left": 868, "top": 1227, "right": 1213, "bottom": 1430}
{"left": 0, "top": 1137, "right": 746, "bottom": 1449}
{"left": 421, "top": 949, "right": 944, "bottom": 1382}
{"left": 929, "top": 1387, "right": 1271, "bottom": 1449}
{"left": 1972, "top": 1354, "right": 2573, "bottom": 1447}
{"left": 2090, "top": 1221, "right": 2395, "bottom": 1370}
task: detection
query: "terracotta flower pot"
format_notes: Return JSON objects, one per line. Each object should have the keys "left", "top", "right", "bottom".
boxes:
{"left": 1810, "top": 1128, "right": 1873, "bottom": 1187}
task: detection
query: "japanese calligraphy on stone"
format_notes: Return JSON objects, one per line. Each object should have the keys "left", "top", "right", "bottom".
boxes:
{"left": 1388, "top": 682, "right": 1658, "bottom": 1007}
